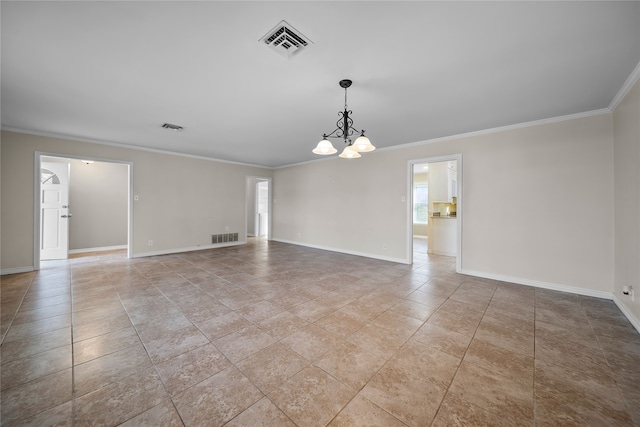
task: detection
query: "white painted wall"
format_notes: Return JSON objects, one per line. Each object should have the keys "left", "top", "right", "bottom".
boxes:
{"left": 613, "top": 79, "right": 640, "bottom": 328}
{"left": 0, "top": 131, "right": 272, "bottom": 271}
{"left": 273, "top": 113, "right": 614, "bottom": 295}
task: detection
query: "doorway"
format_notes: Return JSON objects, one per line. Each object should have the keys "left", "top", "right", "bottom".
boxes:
{"left": 35, "top": 152, "right": 133, "bottom": 268}
{"left": 246, "top": 176, "right": 272, "bottom": 240}
{"left": 408, "top": 155, "right": 462, "bottom": 272}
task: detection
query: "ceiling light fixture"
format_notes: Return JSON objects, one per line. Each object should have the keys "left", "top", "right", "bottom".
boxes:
{"left": 313, "top": 79, "right": 375, "bottom": 159}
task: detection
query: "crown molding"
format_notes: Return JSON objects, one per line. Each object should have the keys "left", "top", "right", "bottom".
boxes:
{"left": 1, "top": 126, "right": 272, "bottom": 170}
{"left": 375, "top": 108, "right": 611, "bottom": 155}
{"left": 609, "top": 61, "right": 640, "bottom": 111}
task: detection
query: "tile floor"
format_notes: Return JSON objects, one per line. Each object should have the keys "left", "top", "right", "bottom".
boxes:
{"left": 1, "top": 239, "right": 639, "bottom": 426}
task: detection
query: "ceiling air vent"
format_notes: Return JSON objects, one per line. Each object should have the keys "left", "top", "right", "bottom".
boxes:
{"left": 259, "top": 20, "right": 312, "bottom": 59}
{"left": 162, "top": 123, "right": 183, "bottom": 132}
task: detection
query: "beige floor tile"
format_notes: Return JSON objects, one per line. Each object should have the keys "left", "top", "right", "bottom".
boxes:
{"left": 236, "top": 342, "right": 308, "bottom": 394}
{"left": 2, "top": 313, "right": 71, "bottom": 343}
{"left": 535, "top": 318, "right": 600, "bottom": 349}
{"left": 257, "top": 311, "right": 308, "bottom": 339}
{"left": 74, "top": 367, "right": 168, "bottom": 426}
{"left": 348, "top": 323, "right": 408, "bottom": 359}
{"left": 426, "top": 309, "right": 481, "bottom": 337}
{"left": 393, "top": 338, "right": 461, "bottom": 389}
{"left": 1, "top": 241, "right": 637, "bottom": 426}
{"left": 226, "top": 397, "right": 296, "bottom": 427}
{"left": 72, "top": 312, "right": 133, "bottom": 342}
{"left": 197, "top": 311, "right": 252, "bottom": 340}
{"left": 280, "top": 324, "right": 344, "bottom": 362}
{"left": 475, "top": 310, "right": 534, "bottom": 356}
{"left": 0, "top": 369, "right": 72, "bottom": 425}
{"left": 269, "top": 366, "right": 356, "bottom": 427}
{"left": 361, "top": 357, "right": 446, "bottom": 427}
{"left": 328, "top": 394, "right": 407, "bottom": 426}
{"left": 10, "top": 292, "right": 71, "bottom": 310}
{"left": 74, "top": 342, "right": 152, "bottom": 397}
{"left": 17, "top": 400, "right": 73, "bottom": 427}
{"left": 288, "top": 298, "right": 337, "bottom": 322}
{"left": 155, "top": 343, "right": 232, "bottom": 396}
{"left": 389, "top": 299, "right": 438, "bottom": 321}
{"left": 142, "top": 325, "right": 209, "bottom": 364}
{"left": 1, "top": 345, "right": 72, "bottom": 391}
{"left": 172, "top": 366, "right": 263, "bottom": 427}
{"left": 447, "top": 361, "right": 533, "bottom": 422}
{"left": 213, "top": 325, "right": 278, "bottom": 363}
{"left": 370, "top": 310, "right": 424, "bottom": 339}
{"left": 1, "top": 327, "right": 71, "bottom": 362}
{"left": 119, "top": 400, "right": 184, "bottom": 427}
{"left": 73, "top": 325, "right": 140, "bottom": 365}
{"left": 314, "top": 309, "right": 366, "bottom": 338}
{"left": 11, "top": 302, "right": 72, "bottom": 325}
{"left": 433, "top": 391, "right": 531, "bottom": 427}
{"left": 412, "top": 322, "right": 471, "bottom": 359}
{"left": 463, "top": 339, "right": 534, "bottom": 386}
{"left": 535, "top": 359, "right": 633, "bottom": 426}
{"left": 237, "top": 300, "right": 284, "bottom": 323}
{"left": 315, "top": 341, "right": 390, "bottom": 391}
{"left": 535, "top": 329, "right": 610, "bottom": 382}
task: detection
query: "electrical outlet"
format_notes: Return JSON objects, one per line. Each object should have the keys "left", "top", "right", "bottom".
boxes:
{"left": 134, "top": 195, "right": 139, "bottom": 201}
{"left": 148, "top": 240, "right": 153, "bottom": 247}
{"left": 383, "top": 243, "right": 388, "bottom": 250}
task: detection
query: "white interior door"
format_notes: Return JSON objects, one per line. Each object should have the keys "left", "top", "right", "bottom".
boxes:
{"left": 40, "top": 162, "right": 70, "bottom": 260}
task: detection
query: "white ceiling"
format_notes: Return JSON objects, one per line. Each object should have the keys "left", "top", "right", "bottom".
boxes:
{"left": 2, "top": 1, "right": 639, "bottom": 168}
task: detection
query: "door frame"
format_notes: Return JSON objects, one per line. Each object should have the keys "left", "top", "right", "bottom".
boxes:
{"left": 245, "top": 176, "right": 272, "bottom": 241}
{"left": 34, "top": 151, "right": 134, "bottom": 269}
{"left": 407, "top": 154, "right": 463, "bottom": 273}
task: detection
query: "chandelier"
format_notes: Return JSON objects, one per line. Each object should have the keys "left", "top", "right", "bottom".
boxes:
{"left": 312, "top": 79, "right": 375, "bottom": 158}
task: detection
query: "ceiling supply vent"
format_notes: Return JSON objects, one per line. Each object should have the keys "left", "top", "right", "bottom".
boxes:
{"left": 259, "top": 20, "right": 313, "bottom": 59}
{"left": 161, "top": 123, "right": 183, "bottom": 132}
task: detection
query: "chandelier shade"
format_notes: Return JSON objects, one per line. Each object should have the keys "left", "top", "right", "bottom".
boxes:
{"left": 312, "top": 137, "right": 337, "bottom": 155}
{"left": 339, "top": 145, "right": 361, "bottom": 159}
{"left": 313, "top": 79, "right": 375, "bottom": 159}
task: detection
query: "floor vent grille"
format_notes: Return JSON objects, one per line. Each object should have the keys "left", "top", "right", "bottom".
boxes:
{"left": 212, "top": 233, "right": 239, "bottom": 244}
{"left": 259, "top": 20, "right": 312, "bottom": 59}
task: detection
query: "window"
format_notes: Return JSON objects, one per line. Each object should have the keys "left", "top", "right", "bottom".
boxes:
{"left": 413, "top": 184, "right": 428, "bottom": 224}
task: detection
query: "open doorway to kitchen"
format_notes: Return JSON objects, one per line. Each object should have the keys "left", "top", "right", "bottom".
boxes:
{"left": 35, "top": 152, "right": 133, "bottom": 269}
{"left": 408, "top": 155, "right": 462, "bottom": 272}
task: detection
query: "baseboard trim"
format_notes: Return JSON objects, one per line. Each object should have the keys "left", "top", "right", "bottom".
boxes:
{"left": 271, "top": 238, "right": 411, "bottom": 265}
{"left": 68, "top": 245, "right": 127, "bottom": 254}
{"left": 459, "top": 268, "right": 613, "bottom": 300}
{"left": 132, "top": 241, "right": 246, "bottom": 258}
{"left": 612, "top": 295, "right": 640, "bottom": 334}
{"left": 1, "top": 266, "right": 35, "bottom": 276}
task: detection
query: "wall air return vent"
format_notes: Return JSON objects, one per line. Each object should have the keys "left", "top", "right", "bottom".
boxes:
{"left": 259, "top": 20, "right": 312, "bottom": 59}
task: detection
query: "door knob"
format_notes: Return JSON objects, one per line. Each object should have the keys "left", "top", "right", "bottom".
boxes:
{"left": 61, "top": 214, "right": 73, "bottom": 218}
